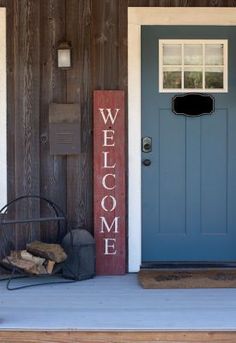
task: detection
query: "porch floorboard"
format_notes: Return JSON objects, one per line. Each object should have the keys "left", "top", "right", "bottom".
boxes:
{"left": 1, "top": 273, "right": 236, "bottom": 331}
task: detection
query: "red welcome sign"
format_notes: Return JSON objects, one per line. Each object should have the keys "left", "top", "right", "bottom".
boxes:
{"left": 93, "top": 90, "right": 126, "bottom": 275}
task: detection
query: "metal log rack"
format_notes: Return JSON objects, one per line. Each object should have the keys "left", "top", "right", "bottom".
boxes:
{"left": 0, "top": 195, "right": 74, "bottom": 290}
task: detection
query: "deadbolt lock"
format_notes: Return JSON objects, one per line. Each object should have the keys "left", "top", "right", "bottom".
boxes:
{"left": 142, "top": 136, "right": 152, "bottom": 153}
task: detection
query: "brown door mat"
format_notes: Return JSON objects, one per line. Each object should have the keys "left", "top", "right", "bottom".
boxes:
{"left": 138, "top": 269, "right": 236, "bottom": 289}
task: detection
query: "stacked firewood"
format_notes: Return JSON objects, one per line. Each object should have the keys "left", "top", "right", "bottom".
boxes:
{"left": 1, "top": 241, "right": 67, "bottom": 275}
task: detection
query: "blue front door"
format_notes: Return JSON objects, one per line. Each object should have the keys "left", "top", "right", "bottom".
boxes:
{"left": 142, "top": 26, "right": 236, "bottom": 262}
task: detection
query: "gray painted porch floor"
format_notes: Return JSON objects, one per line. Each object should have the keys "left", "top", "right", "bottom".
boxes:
{"left": 1, "top": 273, "right": 236, "bottom": 331}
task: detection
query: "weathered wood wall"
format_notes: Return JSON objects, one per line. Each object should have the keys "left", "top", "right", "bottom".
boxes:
{"left": 0, "top": 0, "right": 235, "bottom": 248}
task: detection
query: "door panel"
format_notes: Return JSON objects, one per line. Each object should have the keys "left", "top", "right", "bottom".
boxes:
{"left": 159, "top": 110, "right": 186, "bottom": 235}
{"left": 201, "top": 110, "right": 227, "bottom": 235}
{"left": 141, "top": 26, "right": 236, "bottom": 262}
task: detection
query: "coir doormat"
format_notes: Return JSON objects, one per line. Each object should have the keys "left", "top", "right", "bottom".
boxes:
{"left": 138, "top": 269, "right": 236, "bottom": 289}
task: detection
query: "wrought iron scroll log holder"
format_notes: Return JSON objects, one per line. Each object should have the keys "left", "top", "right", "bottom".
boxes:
{"left": 0, "top": 195, "right": 75, "bottom": 290}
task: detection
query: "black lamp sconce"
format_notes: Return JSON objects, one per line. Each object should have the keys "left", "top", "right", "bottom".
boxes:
{"left": 57, "top": 41, "right": 72, "bottom": 69}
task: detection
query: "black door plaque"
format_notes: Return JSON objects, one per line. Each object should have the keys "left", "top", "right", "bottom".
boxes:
{"left": 172, "top": 93, "right": 215, "bottom": 117}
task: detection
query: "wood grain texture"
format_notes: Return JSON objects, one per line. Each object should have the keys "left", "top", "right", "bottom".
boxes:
{"left": 128, "top": 0, "right": 236, "bottom": 6}
{"left": 1, "top": 0, "right": 236, "bottom": 270}
{"left": 0, "top": 0, "right": 17, "bottom": 256}
{"left": 14, "top": 0, "right": 40, "bottom": 247}
{"left": 39, "top": 0, "right": 67, "bottom": 242}
{"left": 1, "top": 274, "right": 236, "bottom": 330}
{"left": 66, "top": 0, "right": 93, "bottom": 230}
{"left": 65, "top": 0, "right": 80, "bottom": 224}
{"left": 1, "top": 331, "right": 236, "bottom": 343}
{"left": 92, "top": 0, "right": 120, "bottom": 90}
{"left": 94, "top": 91, "right": 126, "bottom": 274}
{"left": 77, "top": 0, "right": 93, "bottom": 230}
{"left": 5, "top": 0, "right": 16, "bottom": 203}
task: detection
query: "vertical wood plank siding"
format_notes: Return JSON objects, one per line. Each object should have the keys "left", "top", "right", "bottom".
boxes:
{"left": 0, "top": 0, "right": 235, "bottom": 252}
{"left": 14, "top": 0, "right": 41, "bottom": 248}
{"left": 39, "top": 0, "right": 67, "bottom": 242}
{"left": 66, "top": 0, "right": 93, "bottom": 229}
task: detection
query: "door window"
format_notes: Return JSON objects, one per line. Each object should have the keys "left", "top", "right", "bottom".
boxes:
{"left": 159, "top": 40, "right": 227, "bottom": 92}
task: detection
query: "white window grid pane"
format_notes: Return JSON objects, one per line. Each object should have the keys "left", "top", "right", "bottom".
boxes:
{"left": 205, "top": 44, "right": 224, "bottom": 65}
{"left": 163, "top": 44, "right": 182, "bottom": 65}
{"left": 159, "top": 39, "right": 228, "bottom": 93}
{"left": 184, "top": 44, "right": 203, "bottom": 65}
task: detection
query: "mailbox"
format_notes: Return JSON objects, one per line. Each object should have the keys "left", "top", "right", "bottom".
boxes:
{"left": 49, "top": 103, "right": 81, "bottom": 155}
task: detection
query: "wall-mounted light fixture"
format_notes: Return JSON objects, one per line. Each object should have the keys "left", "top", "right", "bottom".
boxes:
{"left": 57, "top": 41, "right": 72, "bottom": 69}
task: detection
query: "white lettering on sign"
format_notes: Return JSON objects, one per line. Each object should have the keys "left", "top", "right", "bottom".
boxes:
{"left": 102, "top": 151, "right": 116, "bottom": 169}
{"left": 101, "top": 195, "right": 117, "bottom": 212}
{"left": 99, "top": 108, "right": 120, "bottom": 125}
{"left": 102, "top": 174, "right": 116, "bottom": 190}
{"left": 100, "top": 216, "right": 120, "bottom": 233}
{"left": 104, "top": 238, "right": 117, "bottom": 255}
{"left": 103, "top": 129, "right": 115, "bottom": 147}
{"left": 99, "top": 106, "right": 121, "bottom": 256}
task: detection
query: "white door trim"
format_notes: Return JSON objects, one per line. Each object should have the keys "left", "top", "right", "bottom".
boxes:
{"left": 0, "top": 8, "right": 7, "bottom": 209}
{"left": 128, "top": 7, "right": 236, "bottom": 272}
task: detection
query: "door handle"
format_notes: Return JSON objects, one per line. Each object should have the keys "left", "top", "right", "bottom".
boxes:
{"left": 143, "top": 159, "right": 151, "bottom": 166}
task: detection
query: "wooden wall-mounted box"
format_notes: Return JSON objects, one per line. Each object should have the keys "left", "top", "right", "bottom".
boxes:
{"left": 49, "top": 103, "right": 80, "bottom": 155}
